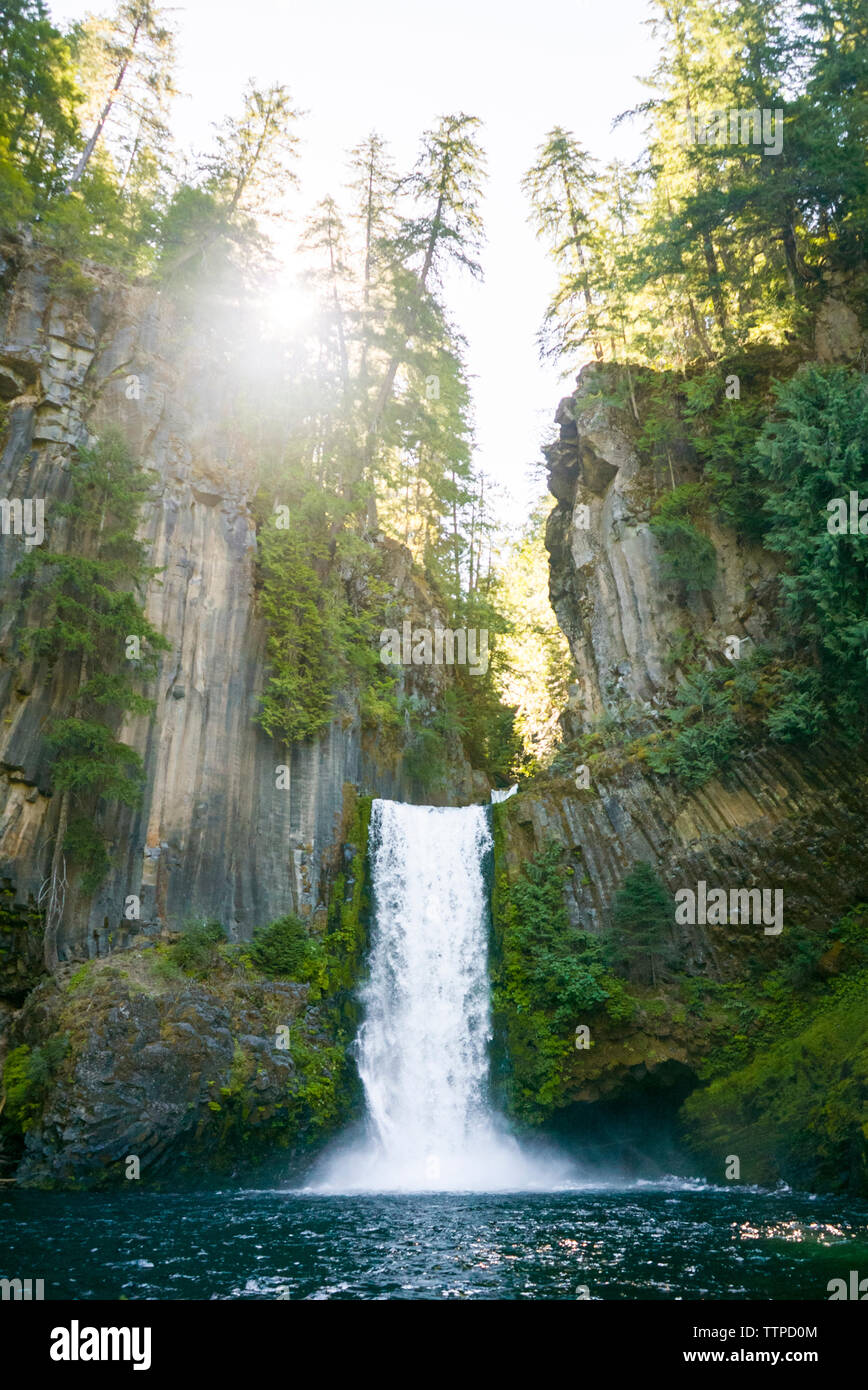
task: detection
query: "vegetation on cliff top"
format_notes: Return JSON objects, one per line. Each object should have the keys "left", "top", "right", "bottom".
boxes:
{"left": 525, "top": 0, "right": 868, "bottom": 791}
{"left": 1, "top": 1, "right": 534, "bottom": 794}
{"left": 525, "top": 1, "right": 868, "bottom": 372}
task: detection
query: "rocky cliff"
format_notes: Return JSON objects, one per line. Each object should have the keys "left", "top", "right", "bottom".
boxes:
{"left": 545, "top": 371, "right": 776, "bottom": 729}
{"left": 0, "top": 236, "right": 484, "bottom": 977}
{"left": 491, "top": 357, "right": 868, "bottom": 1193}
{"left": 505, "top": 362, "right": 868, "bottom": 943}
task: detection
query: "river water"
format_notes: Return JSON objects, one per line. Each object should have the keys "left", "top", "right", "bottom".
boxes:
{"left": 3, "top": 1184, "right": 867, "bottom": 1299}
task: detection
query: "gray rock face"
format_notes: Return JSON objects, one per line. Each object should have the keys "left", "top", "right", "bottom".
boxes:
{"left": 10, "top": 958, "right": 334, "bottom": 1187}
{"left": 814, "top": 296, "right": 863, "bottom": 363}
{"left": 545, "top": 368, "right": 779, "bottom": 731}
{"left": 0, "top": 240, "right": 482, "bottom": 965}
{"left": 514, "top": 363, "right": 868, "bottom": 966}
{"left": 499, "top": 743, "right": 868, "bottom": 964}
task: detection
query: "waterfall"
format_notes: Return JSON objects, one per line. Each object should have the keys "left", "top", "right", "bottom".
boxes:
{"left": 310, "top": 798, "right": 573, "bottom": 1192}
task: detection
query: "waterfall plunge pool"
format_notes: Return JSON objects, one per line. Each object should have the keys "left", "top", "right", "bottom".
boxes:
{"left": 4, "top": 1183, "right": 866, "bottom": 1299}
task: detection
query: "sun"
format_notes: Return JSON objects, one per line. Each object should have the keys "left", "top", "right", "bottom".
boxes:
{"left": 257, "top": 266, "right": 322, "bottom": 342}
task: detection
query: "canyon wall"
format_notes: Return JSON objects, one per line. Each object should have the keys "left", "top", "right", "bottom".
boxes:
{"left": 510, "top": 362, "right": 868, "bottom": 946}
{"left": 492, "top": 358, "right": 868, "bottom": 1153}
{"left": 0, "top": 237, "right": 482, "bottom": 971}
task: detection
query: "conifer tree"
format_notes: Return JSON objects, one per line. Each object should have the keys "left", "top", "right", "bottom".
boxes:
{"left": 14, "top": 429, "right": 169, "bottom": 972}
{"left": 367, "top": 113, "right": 486, "bottom": 448}
{"left": 64, "top": 0, "right": 176, "bottom": 192}
{"left": 611, "top": 862, "right": 673, "bottom": 987}
{"left": 159, "top": 80, "right": 300, "bottom": 279}
{"left": 346, "top": 131, "right": 398, "bottom": 406}
{"left": 0, "top": 1, "right": 80, "bottom": 202}
{"left": 522, "top": 127, "right": 603, "bottom": 362}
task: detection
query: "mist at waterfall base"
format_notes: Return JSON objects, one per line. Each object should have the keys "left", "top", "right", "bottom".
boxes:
{"left": 308, "top": 799, "right": 577, "bottom": 1194}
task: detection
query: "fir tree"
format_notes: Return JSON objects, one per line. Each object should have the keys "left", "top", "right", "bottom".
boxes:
{"left": 14, "top": 429, "right": 170, "bottom": 972}
{"left": 611, "top": 862, "right": 673, "bottom": 987}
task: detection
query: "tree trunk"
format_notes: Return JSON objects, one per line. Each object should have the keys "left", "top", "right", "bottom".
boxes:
{"left": 42, "top": 791, "right": 69, "bottom": 973}
{"left": 702, "top": 231, "right": 729, "bottom": 340}
{"left": 65, "top": 22, "right": 141, "bottom": 191}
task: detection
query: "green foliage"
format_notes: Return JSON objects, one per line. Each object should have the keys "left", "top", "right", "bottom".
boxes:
{"left": 491, "top": 835, "right": 632, "bottom": 1123}
{"left": 402, "top": 720, "right": 448, "bottom": 789}
{"left": 522, "top": 127, "right": 603, "bottom": 361}
{"left": 447, "top": 589, "right": 522, "bottom": 785}
{"left": 635, "top": 640, "right": 839, "bottom": 786}
{"left": 764, "top": 667, "right": 829, "bottom": 744}
{"left": 0, "top": 144, "right": 34, "bottom": 224}
{"left": 495, "top": 497, "right": 575, "bottom": 776}
{"left": 753, "top": 365, "right": 868, "bottom": 735}
{"left": 318, "top": 793, "right": 372, "bottom": 1010}
{"left": 1, "top": 1035, "right": 68, "bottom": 1131}
{"left": 284, "top": 1036, "right": 347, "bottom": 1135}
{"left": 148, "top": 950, "right": 184, "bottom": 985}
{"left": 16, "top": 430, "right": 167, "bottom": 667}
{"left": 672, "top": 905, "right": 868, "bottom": 1193}
{"left": 611, "top": 861, "right": 674, "bottom": 984}
{"left": 683, "top": 988, "right": 868, "bottom": 1193}
{"left": 256, "top": 517, "right": 344, "bottom": 744}
{"left": 0, "top": 1, "right": 80, "bottom": 205}
{"left": 169, "top": 920, "right": 227, "bottom": 978}
{"left": 638, "top": 365, "right": 868, "bottom": 786}
{"left": 14, "top": 428, "right": 169, "bottom": 890}
{"left": 641, "top": 662, "right": 743, "bottom": 785}
{"left": 255, "top": 500, "right": 399, "bottom": 747}
{"left": 524, "top": 2, "right": 868, "bottom": 371}
{"left": 697, "top": 906, "right": 868, "bottom": 1083}
{"left": 650, "top": 484, "right": 717, "bottom": 592}
{"left": 47, "top": 720, "right": 144, "bottom": 803}
{"left": 248, "top": 914, "right": 314, "bottom": 979}
{"left": 396, "top": 112, "right": 486, "bottom": 281}
{"left": 61, "top": 816, "right": 111, "bottom": 893}
{"left": 687, "top": 362, "right": 773, "bottom": 539}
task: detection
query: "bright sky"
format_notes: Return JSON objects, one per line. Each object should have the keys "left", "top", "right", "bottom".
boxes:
{"left": 49, "top": 0, "right": 657, "bottom": 521}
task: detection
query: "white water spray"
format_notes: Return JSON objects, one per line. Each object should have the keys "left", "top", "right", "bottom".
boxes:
{"left": 311, "top": 799, "right": 573, "bottom": 1191}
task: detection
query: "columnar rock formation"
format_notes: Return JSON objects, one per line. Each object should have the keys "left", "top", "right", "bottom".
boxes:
{"left": 0, "top": 238, "right": 482, "bottom": 969}
{"left": 545, "top": 366, "right": 779, "bottom": 729}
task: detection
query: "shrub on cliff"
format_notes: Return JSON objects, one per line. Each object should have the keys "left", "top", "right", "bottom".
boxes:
{"left": 170, "top": 920, "right": 227, "bottom": 977}
{"left": 650, "top": 484, "right": 717, "bottom": 593}
{"left": 248, "top": 914, "right": 314, "bottom": 979}
{"left": 1, "top": 1036, "right": 69, "bottom": 1133}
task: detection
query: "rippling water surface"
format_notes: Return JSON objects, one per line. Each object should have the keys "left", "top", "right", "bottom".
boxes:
{"left": 4, "top": 1182, "right": 867, "bottom": 1300}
